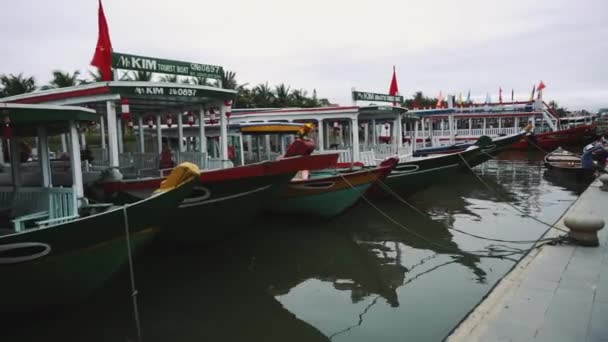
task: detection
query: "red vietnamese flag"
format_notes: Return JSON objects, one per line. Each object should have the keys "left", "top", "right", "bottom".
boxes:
{"left": 90, "top": 0, "right": 113, "bottom": 81}
{"left": 536, "top": 81, "right": 546, "bottom": 91}
{"left": 436, "top": 91, "right": 443, "bottom": 109}
{"left": 388, "top": 66, "right": 399, "bottom": 106}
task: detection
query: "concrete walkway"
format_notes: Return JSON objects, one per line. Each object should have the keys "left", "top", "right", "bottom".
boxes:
{"left": 448, "top": 179, "right": 608, "bottom": 342}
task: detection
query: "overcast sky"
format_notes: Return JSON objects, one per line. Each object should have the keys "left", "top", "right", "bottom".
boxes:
{"left": 1, "top": 0, "right": 607, "bottom": 110}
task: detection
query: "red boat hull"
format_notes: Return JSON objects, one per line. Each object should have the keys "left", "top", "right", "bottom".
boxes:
{"left": 510, "top": 124, "right": 596, "bottom": 150}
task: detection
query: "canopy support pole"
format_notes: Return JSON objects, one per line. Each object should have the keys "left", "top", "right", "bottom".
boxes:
{"left": 37, "top": 126, "right": 52, "bottom": 187}
{"left": 61, "top": 134, "right": 67, "bottom": 153}
{"left": 156, "top": 115, "right": 162, "bottom": 153}
{"left": 68, "top": 120, "right": 84, "bottom": 201}
{"left": 100, "top": 116, "right": 106, "bottom": 149}
{"left": 138, "top": 116, "right": 145, "bottom": 153}
{"left": 351, "top": 117, "right": 360, "bottom": 162}
{"left": 317, "top": 119, "right": 325, "bottom": 151}
{"left": 106, "top": 100, "right": 120, "bottom": 168}
{"left": 117, "top": 117, "right": 124, "bottom": 154}
{"left": 178, "top": 112, "right": 184, "bottom": 153}
{"left": 371, "top": 119, "right": 377, "bottom": 145}
{"left": 198, "top": 107, "right": 206, "bottom": 155}
{"left": 219, "top": 103, "right": 229, "bottom": 167}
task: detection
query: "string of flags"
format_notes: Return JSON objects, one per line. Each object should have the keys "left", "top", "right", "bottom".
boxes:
{"left": 424, "top": 82, "right": 546, "bottom": 109}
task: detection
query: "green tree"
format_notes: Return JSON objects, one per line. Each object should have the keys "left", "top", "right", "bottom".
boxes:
{"left": 403, "top": 91, "right": 437, "bottom": 108}
{"left": 128, "top": 71, "right": 154, "bottom": 81}
{"left": 0, "top": 73, "right": 36, "bottom": 97}
{"left": 548, "top": 100, "right": 569, "bottom": 117}
{"left": 88, "top": 70, "right": 103, "bottom": 82}
{"left": 253, "top": 82, "right": 275, "bottom": 107}
{"left": 221, "top": 70, "right": 238, "bottom": 90}
{"left": 159, "top": 74, "right": 178, "bottom": 83}
{"left": 48, "top": 70, "right": 82, "bottom": 88}
{"left": 274, "top": 83, "right": 291, "bottom": 107}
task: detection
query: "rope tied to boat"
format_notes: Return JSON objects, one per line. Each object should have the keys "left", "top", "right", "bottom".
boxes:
{"left": 122, "top": 206, "right": 143, "bottom": 342}
{"left": 457, "top": 152, "right": 570, "bottom": 234}
{"left": 337, "top": 172, "right": 558, "bottom": 259}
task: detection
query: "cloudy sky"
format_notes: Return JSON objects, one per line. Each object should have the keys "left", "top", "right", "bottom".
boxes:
{"left": 1, "top": 0, "right": 607, "bottom": 110}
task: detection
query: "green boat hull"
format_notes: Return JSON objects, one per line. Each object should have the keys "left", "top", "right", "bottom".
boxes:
{"left": 268, "top": 183, "right": 371, "bottom": 219}
{"left": 0, "top": 179, "right": 194, "bottom": 314}
{"left": 160, "top": 173, "right": 296, "bottom": 244}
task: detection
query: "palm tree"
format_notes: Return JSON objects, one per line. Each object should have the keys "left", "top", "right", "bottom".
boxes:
{"left": 289, "top": 89, "right": 308, "bottom": 107}
{"left": 48, "top": 70, "right": 82, "bottom": 88}
{"left": 129, "top": 71, "right": 154, "bottom": 81}
{"left": 88, "top": 70, "right": 103, "bottom": 82}
{"left": 159, "top": 74, "right": 179, "bottom": 83}
{"left": 253, "top": 82, "right": 275, "bottom": 107}
{"left": 0, "top": 73, "right": 36, "bottom": 97}
{"left": 221, "top": 70, "right": 238, "bottom": 90}
{"left": 273, "top": 84, "right": 291, "bottom": 107}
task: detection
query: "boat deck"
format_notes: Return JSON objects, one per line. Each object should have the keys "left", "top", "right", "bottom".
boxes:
{"left": 448, "top": 178, "right": 608, "bottom": 341}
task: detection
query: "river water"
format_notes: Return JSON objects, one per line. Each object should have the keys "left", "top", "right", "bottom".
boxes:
{"left": 5, "top": 150, "right": 587, "bottom": 342}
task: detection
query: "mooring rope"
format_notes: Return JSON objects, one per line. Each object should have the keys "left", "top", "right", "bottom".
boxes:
{"left": 338, "top": 173, "right": 557, "bottom": 259}
{"left": 457, "top": 152, "right": 570, "bottom": 234}
{"left": 122, "top": 206, "right": 143, "bottom": 342}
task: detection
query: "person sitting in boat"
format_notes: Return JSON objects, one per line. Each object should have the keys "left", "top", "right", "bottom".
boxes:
{"left": 159, "top": 143, "right": 175, "bottom": 170}
{"left": 281, "top": 123, "right": 316, "bottom": 158}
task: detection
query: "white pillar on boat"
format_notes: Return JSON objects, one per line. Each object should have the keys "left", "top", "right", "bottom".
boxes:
{"left": 61, "top": 134, "right": 67, "bottom": 153}
{"left": 80, "top": 132, "right": 86, "bottom": 150}
{"left": 440, "top": 120, "right": 445, "bottom": 136}
{"left": 156, "top": 114, "right": 162, "bottom": 153}
{"left": 37, "top": 126, "right": 52, "bottom": 187}
{"left": 394, "top": 116, "right": 403, "bottom": 148}
{"left": 468, "top": 117, "right": 472, "bottom": 136}
{"left": 351, "top": 117, "right": 360, "bottom": 162}
{"left": 371, "top": 119, "right": 377, "bottom": 145}
{"left": 317, "top": 119, "right": 325, "bottom": 151}
{"left": 9, "top": 136, "right": 21, "bottom": 189}
{"left": 363, "top": 122, "right": 369, "bottom": 147}
{"left": 68, "top": 120, "right": 84, "bottom": 201}
{"left": 324, "top": 121, "right": 330, "bottom": 148}
{"left": 448, "top": 115, "right": 455, "bottom": 145}
{"left": 177, "top": 112, "right": 184, "bottom": 153}
{"left": 421, "top": 118, "right": 426, "bottom": 138}
{"left": 264, "top": 135, "right": 272, "bottom": 160}
{"left": 413, "top": 121, "right": 419, "bottom": 152}
{"left": 198, "top": 107, "right": 206, "bottom": 155}
{"left": 514, "top": 117, "right": 520, "bottom": 130}
{"left": 116, "top": 116, "right": 124, "bottom": 154}
{"left": 100, "top": 116, "right": 106, "bottom": 150}
{"left": 245, "top": 135, "right": 253, "bottom": 162}
{"left": 106, "top": 100, "right": 120, "bottom": 168}
{"left": 238, "top": 134, "right": 245, "bottom": 166}
{"left": 498, "top": 117, "right": 502, "bottom": 130}
{"left": 219, "top": 102, "right": 230, "bottom": 166}
{"left": 483, "top": 117, "right": 487, "bottom": 135}
{"left": 138, "top": 116, "right": 145, "bottom": 153}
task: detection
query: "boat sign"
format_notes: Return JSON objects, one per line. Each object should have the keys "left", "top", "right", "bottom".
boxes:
{"left": 119, "top": 86, "right": 200, "bottom": 97}
{"left": 353, "top": 91, "right": 403, "bottom": 103}
{"left": 112, "top": 52, "right": 223, "bottom": 79}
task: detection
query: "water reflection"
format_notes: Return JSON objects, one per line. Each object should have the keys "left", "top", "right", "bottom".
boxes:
{"left": 2, "top": 150, "right": 583, "bottom": 342}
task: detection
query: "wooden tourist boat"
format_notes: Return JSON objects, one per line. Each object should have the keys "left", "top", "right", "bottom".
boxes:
{"left": 0, "top": 104, "right": 197, "bottom": 313}
{"left": 96, "top": 152, "right": 339, "bottom": 243}
{"left": 543, "top": 148, "right": 595, "bottom": 181}
{"left": 267, "top": 157, "right": 398, "bottom": 218}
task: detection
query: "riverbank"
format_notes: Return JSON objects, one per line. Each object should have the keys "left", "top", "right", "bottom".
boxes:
{"left": 447, "top": 177, "right": 607, "bottom": 341}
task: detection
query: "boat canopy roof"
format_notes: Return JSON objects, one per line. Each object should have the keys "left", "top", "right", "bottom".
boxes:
{"left": 238, "top": 122, "right": 307, "bottom": 135}
{"left": 0, "top": 103, "right": 98, "bottom": 137}
{"left": 0, "top": 81, "right": 237, "bottom": 116}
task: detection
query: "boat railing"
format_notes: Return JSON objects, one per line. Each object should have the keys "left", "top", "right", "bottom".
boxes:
{"left": 175, "top": 151, "right": 207, "bottom": 169}
{"left": 0, "top": 186, "right": 77, "bottom": 232}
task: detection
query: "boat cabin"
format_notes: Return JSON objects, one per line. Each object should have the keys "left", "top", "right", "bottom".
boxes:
{"left": 0, "top": 103, "right": 99, "bottom": 234}
{"left": 0, "top": 81, "right": 237, "bottom": 177}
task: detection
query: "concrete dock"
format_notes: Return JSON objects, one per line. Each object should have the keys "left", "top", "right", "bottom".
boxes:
{"left": 448, "top": 178, "right": 608, "bottom": 342}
